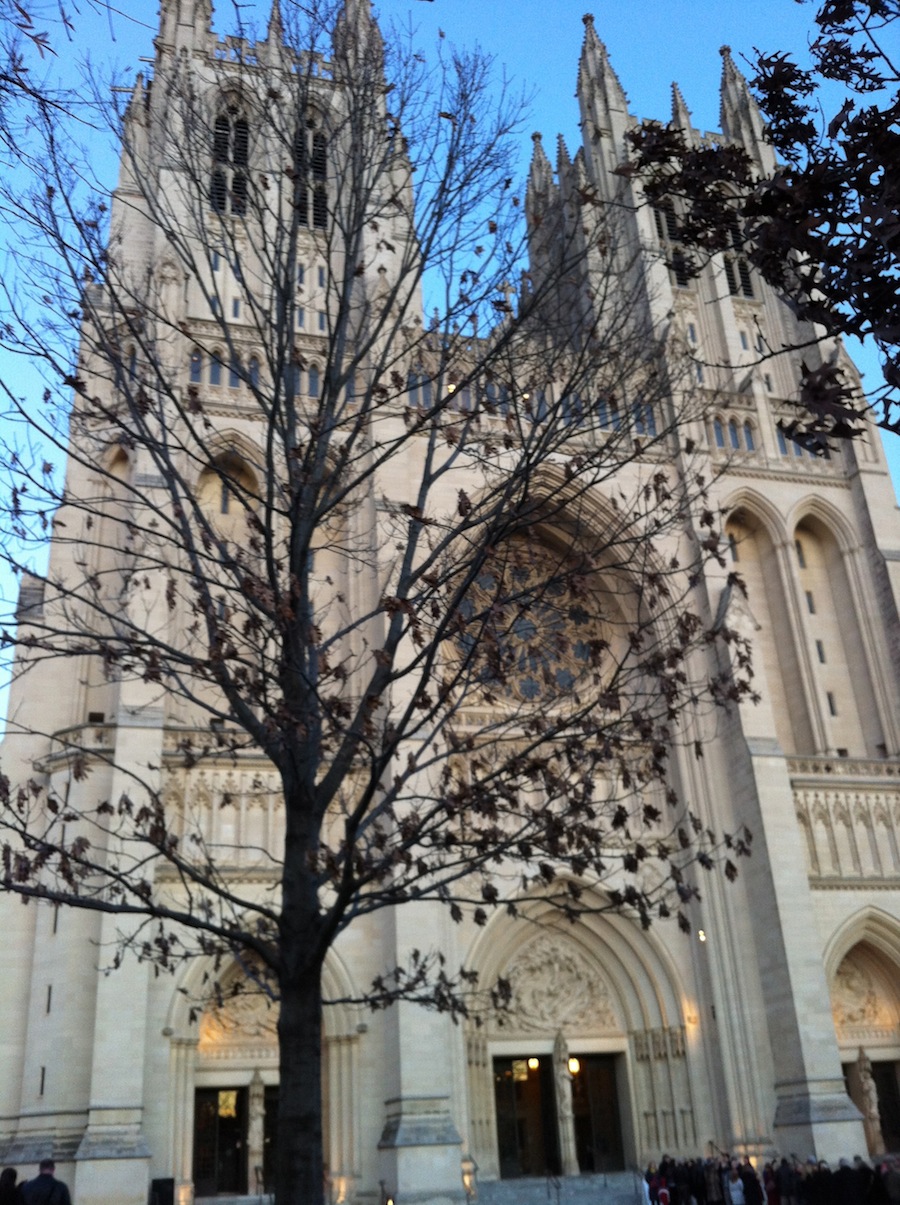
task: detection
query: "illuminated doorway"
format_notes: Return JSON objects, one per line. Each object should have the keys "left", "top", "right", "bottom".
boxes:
{"left": 493, "top": 1056, "right": 561, "bottom": 1178}
{"left": 193, "top": 1087, "right": 248, "bottom": 1197}
{"left": 570, "top": 1054, "right": 625, "bottom": 1172}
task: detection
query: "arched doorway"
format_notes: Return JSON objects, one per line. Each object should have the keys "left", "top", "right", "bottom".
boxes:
{"left": 465, "top": 911, "right": 697, "bottom": 1180}
{"left": 831, "top": 941, "right": 900, "bottom": 1154}
{"left": 193, "top": 973, "right": 282, "bottom": 1198}
{"left": 166, "top": 954, "right": 361, "bottom": 1203}
{"left": 488, "top": 935, "right": 628, "bottom": 1179}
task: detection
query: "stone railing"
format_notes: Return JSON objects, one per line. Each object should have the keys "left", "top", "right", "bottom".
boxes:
{"left": 789, "top": 756, "right": 900, "bottom": 884}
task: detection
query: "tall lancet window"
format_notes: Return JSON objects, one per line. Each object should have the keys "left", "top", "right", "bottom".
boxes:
{"left": 211, "top": 108, "right": 250, "bottom": 216}
{"left": 294, "top": 117, "right": 327, "bottom": 229}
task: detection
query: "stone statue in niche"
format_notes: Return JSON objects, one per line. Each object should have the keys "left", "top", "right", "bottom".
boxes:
{"left": 553, "top": 1030, "right": 579, "bottom": 1177}
{"left": 857, "top": 1046, "right": 886, "bottom": 1156}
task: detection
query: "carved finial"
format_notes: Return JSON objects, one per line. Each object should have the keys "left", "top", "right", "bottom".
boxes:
{"left": 582, "top": 12, "right": 594, "bottom": 25}
{"left": 671, "top": 81, "right": 692, "bottom": 129}
{"left": 720, "top": 44, "right": 732, "bottom": 58}
{"left": 532, "top": 131, "right": 543, "bottom": 143}
{"left": 267, "top": 0, "right": 283, "bottom": 42}
{"left": 556, "top": 132, "right": 572, "bottom": 170}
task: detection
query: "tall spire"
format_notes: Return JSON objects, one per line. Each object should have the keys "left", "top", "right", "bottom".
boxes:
{"left": 526, "top": 131, "right": 556, "bottom": 223}
{"left": 267, "top": 0, "right": 283, "bottom": 45}
{"left": 719, "top": 45, "right": 775, "bottom": 173}
{"left": 333, "top": 0, "right": 384, "bottom": 80}
{"left": 577, "top": 14, "right": 628, "bottom": 121}
{"left": 556, "top": 133, "right": 573, "bottom": 179}
{"left": 118, "top": 72, "right": 149, "bottom": 195}
{"left": 575, "top": 13, "right": 630, "bottom": 195}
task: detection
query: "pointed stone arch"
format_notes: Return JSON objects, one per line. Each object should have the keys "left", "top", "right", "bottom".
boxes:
{"left": 166, "top": 942, "right": 359, "bottom": 1041}
{"left": 464, "top": 901, "right": 699, "bottom": 1175}
{"left": 789, "top": 500, "right": 888, "bottom": 757}
{"left": 164, "top": 945, "right": 361, "bottom": 1201}
{"left": 722, "top": 485, "right": 789, "bottom": 548}
{"left": 824, "top": 907, "right": 900, "bottom": 985}
{"left": 721, "top": 488, "right": 817, "bottom": 752}
{"left": 787, "top": 494, "right": 857, "bottom": 555}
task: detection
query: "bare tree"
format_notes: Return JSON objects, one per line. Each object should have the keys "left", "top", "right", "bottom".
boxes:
{"left": 0, "top": 4, "right": 753, "bottom": 1203}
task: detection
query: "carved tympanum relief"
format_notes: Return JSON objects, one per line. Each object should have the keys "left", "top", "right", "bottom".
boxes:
{"left": 199, "top": 991, "right": 279, "bottom": 1051}
{"left": 832, "top": 962, "right": 881, "bottom": 1029}
{"left": 830, "top": 947, "right": 900, "bottom": 1044}
{"left": 197, "top": 958, "right": 280, "bottom": 1056}
{"left": 502, "top": 933, "right": 619, "bottom": 1033}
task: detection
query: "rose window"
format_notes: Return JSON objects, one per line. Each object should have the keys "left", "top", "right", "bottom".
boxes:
{"left": 457, "top": 545, "right": 603, "bottom": 702}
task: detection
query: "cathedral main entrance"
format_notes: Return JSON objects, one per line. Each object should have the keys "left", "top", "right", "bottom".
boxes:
{"left": 492, "top": 1053, "right": 624, "bottom": 1178}
{"left": 468, "top": 923, "right": 698, "bottom": 1178}
{"left": 493, "top": 1057, "right": 561, "bottom": 1177}
{"left": 570, "top": 1055, "right": 625, "bottom": 1173}
{"left": 193, "top": 1083, "right": 279, "bottom": 1196}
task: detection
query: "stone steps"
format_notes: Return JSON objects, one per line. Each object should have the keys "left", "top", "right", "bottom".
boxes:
{"left": 477, "top": 1171, "right": 644, "bottom": 1205}
{"left": 195, "top": 1197, "right": 272, "bottom": 1205}
{"left": 196, "top": 1172, "right": 644, "bottom": 1205}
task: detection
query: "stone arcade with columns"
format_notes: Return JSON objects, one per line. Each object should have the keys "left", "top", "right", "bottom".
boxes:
{"left": 2, "top": 4, "right": 900, "bottom": 1205}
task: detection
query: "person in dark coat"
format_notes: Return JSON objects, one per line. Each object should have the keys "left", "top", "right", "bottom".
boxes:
{"left": 807, "top": 1160, "right": 836, "bottom": 1205}
{"left": 833, "top": 1158, "right": 856, "bottom": 1205}
{"left": 20, "top": 1160, "right": 71, "bottom": 1205}
{"left": 871, "top": 1162, "right": 891, "bottom": 1205}
{"left": 775, "top": 1158, "right": 796, "bottom": 1205}
{"left": 740, "top": 1159, "right": 764, "bottom": 1205}
{"left": 853, "top": 1157, "right": 875, "bottom": 1202}
{"left": 0, "top": 1169, "right": 25, "bottom": 1205}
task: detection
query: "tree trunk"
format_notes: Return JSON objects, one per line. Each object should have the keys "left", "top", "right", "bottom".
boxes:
{"left": 276, "top": 958, "right": 325, "bottom": 1205}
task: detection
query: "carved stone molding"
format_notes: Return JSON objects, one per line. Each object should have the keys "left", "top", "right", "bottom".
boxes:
{"left": 633, "top": 1026, "right": 685, "bottom": 1062}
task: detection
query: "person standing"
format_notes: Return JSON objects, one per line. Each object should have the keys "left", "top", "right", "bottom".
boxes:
{"left": 727, "top": 1166, "right": 747, "bottom": 1205}
{"left": 21, "top": 1160, "right": 71, "bottom": 1205}
{"left": 741, "top": 1160, "right": 764, "bottom": 1205}
{"left": 0, "top": 1168, "right": 25, "bottom": 1205}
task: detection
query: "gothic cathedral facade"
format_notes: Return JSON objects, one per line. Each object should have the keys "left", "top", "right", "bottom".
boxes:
{"left": 2, "top": 4, "right": 900, "bottom": 1205}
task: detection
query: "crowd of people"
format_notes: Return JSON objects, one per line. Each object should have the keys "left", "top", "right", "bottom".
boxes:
{"left": 643, "top": 1152, "right": 900, "bottom": 1205}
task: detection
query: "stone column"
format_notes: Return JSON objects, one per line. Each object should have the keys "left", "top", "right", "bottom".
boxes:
{"left": 377, "top": 895, "right": 466, "bottom": 1205}
{"left": 73, "top": 710, "right": 163, "bottom": 1205}
{"left": 739, "top": 743, "right": 866, "bottom": 1159}
{"left": 328, "top": 1035, "right": 359, "bottom": 1203}
{"left": 169, "top": 1038, "right": 197, "bottom": 1205}
{"left": 247, "top": 1070, "right": 266, "bottom": 1191}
